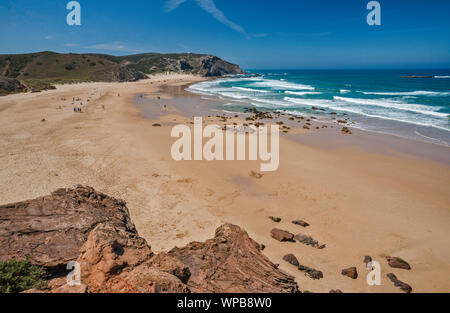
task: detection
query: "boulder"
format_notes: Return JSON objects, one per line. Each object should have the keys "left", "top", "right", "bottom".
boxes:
{"left": 169, "top": 224, "right": 299, "bottom": 293}
{"left": 341, "top": 267, "right": 358, "bottom": 279}
{"left": 282, "top": 254, "right": 300, "bottom": 267}
{"left": 271, "top": 229, "right": 295, "bottom": 242}
{"left": 387, "top": 273, "right": 412, "bottom": 293}
{"left": 295, "top": 233, "right": 325, "bottom": 249}
{"left": 386, "top": 256, "right": 411, "bottom": 270}
{"left": 298, "top": 265, "right": 323, "bottom": 280}
{"left": 292, "top": 220, "right": 309, "bottom": 227}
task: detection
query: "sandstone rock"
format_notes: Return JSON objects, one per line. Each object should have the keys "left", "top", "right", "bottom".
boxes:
{"left": 292, "top": 220, "right": 309, "bottom": 227}
{"left": 387, "top": 273, "right": 412, "bottom": 293}
{"left": 169, "top": 224, "right": 299, "bottom": 293}
{"left": 0, "top": 186, "right": 135, "bottom": 269}
{"left": 341, "top": 267, "right": 358, "bottom": 279}
{"left": 51, "top": 284, "right": 88, "bottom": 293}
{"left": 282, "top": 254, "right": 300, "bottom": 267}
{"left": 271, "top": 229, "right": 295, "bottom": 242}
{"left": 1, "top": 187, "right": 299, "bottom": 293}
{"left": 386, "top": 256, "right": 411, "bottom": 270}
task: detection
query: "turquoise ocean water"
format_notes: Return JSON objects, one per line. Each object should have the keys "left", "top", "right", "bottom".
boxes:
{"left": 187, "top": 70, "right": 450, "bottom": 146}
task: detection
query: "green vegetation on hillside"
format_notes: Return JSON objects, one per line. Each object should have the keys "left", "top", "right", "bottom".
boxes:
{"left": 0, "top": 258, "right": 47, "bottom": 293}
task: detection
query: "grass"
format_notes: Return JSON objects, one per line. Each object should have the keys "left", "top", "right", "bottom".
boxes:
{"left": 0, "top": 258, "right": 47, "bottom": 293}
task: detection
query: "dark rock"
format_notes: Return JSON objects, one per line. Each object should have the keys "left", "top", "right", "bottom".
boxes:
{"left": 292, "top": 220, "right": 309, "bottom": 227}
{"left": 295, "top": 233, "right": 325, "bottom": 249}
{"left": 0, "top": 76, "right": 27, "bottom": 96}
{"left": 282, "top": 254, "right": 300, "bottom": 267}
{"left": 271, "top": 229, "right": 295, "bottom": 242}
{"left": 269, "top": 216, "right": 281, "bottom": 223}
{"left": 386, "top": 256, "right": 411, "bottom": 270}
{"left": 387, "top": 273, "right": 412, "bottom": 293}
{"left": 298, "top": 265, "right": 323, "bottom": 280}
{"left": 341, "top": 267, "right": 358, "bottom": 279}
{"left": 329, "top": 289, "right": 343, "bottom": 293}
{"left": 341, "top": 127, "right": 352, "bottom": 134}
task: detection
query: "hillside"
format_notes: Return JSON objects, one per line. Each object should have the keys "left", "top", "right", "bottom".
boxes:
{"left": 0, "top": 51, "right": 244, "bottom": 95}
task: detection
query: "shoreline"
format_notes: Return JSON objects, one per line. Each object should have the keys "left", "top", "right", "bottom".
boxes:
{"left": 1, "top": 74, "right": 450, "bottom": 293}
{"left": 140, "top": 78, "right": 450, "bottom": 166}
{"left": 185, "top": 75, "right": 450, "bottom": 149}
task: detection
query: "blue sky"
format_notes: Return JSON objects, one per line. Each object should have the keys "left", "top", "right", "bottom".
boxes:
{"left": 0, "top": 0, "right": 449, "bottom": 69}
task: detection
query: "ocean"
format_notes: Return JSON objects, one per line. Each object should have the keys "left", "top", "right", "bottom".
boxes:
{"left": 187, "top": 69, "right": 450, "bottom": 146}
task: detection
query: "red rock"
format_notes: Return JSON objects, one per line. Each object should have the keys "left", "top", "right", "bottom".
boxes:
{"left": 282, "top": 254, "right": 300, "bottom": 267}
{"left": 270, "top": 229, "right": 295, "bottom": 242}
{"left": 1, "top": 186, "right": 299, "bottom": 293}
{"left": 169, "top": 224, "right": 299, "bottom": 293}
{"left": 341, "top": 267, "right": 358, "bottom": 279}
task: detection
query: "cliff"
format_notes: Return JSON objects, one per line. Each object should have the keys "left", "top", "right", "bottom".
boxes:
{"left": 0, "top": 51, "right": 244, "bottom": 95}
{"left": 0, "top": 186, "right": 298, "bottom": 293}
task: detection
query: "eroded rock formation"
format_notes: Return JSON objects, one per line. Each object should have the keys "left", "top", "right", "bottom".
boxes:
{"left": 0, "top": 186, "right": 299, "bottom": 293}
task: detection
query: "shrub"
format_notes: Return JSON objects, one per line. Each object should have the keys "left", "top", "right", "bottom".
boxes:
{"left": 0, "top": 258, "right": 47, "bottom": 293}
{"left": 65, "top": 65, "right": 75, "bottom": 71}
{"left": 89, "top": 62, "right": 96, "bottom": 67}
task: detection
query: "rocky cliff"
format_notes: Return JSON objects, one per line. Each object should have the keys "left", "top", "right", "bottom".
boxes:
{"left": 0, "top": 76, "right": 27, "bottom": 96}
{"left": 0, "top": 186, "right": 298, "bottom": 293}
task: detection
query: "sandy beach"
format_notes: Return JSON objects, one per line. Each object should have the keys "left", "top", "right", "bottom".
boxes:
{"left": 1, "top": 74, "right": 449, "bottom": 293}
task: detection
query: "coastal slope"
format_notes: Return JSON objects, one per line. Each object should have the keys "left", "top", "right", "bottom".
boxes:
{"left": 0, "top": 51, "right": 244, "bottom": 95}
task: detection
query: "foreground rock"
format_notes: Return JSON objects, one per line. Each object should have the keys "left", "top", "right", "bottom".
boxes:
{"left": 169, "top": 224, "right": 299, "bottom": 293}
{"left": 387, "top": 273, "right": 412, "bottom": 293}
{"left": 386, "top": 256, "right": 411, "bottom": 270}
{"left": 0, "top": 186, "right": 299, "bottom": 293}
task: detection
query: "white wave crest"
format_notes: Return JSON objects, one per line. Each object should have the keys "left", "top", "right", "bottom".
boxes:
{"left": 333, "top": 96, "right": 447, "bottom": 118}
{"left": 361, "top": 90, "right": 450, "bottom": 96}
{"left": 284, "top": 91, "right": 323, "bottom": 96}
{"left": 251, "top": 79, "right": 315, "bottom": 90}
{"left": 232, "top": 87, "right": 270, "bottom": 93}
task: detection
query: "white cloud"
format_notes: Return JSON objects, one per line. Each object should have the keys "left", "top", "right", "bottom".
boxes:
{"left": 85, "top": 41, "right": 144, "bottom": 53}
{"left": 45, "top": 35, "right": 53, "bottom": 40}
{"left": 64, "top": 43, "right": 80, "bottom": 47}
{"left": 165, "top": 0, "right": 249, "bottom": 39}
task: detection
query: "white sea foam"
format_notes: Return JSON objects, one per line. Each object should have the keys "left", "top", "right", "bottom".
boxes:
{"left": 340, "top": 89, "right": 351, "bottom": 94}
{"left": 284, "top": 91, "right": 323, "bottom": 96}
{"left": 232, "top": 87, "right": 270, "bottom": 93}
{"left": 250, "top": 79, "right": 315, "bottom": 90}
{"left": 434, "top": 76, "right": 450, "bottom": 79}
{"left": 333, "top": 96, "right": 447, "bottom": 118}
{"left": 361, "top": 90, "right": 450, "bottom": 96}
